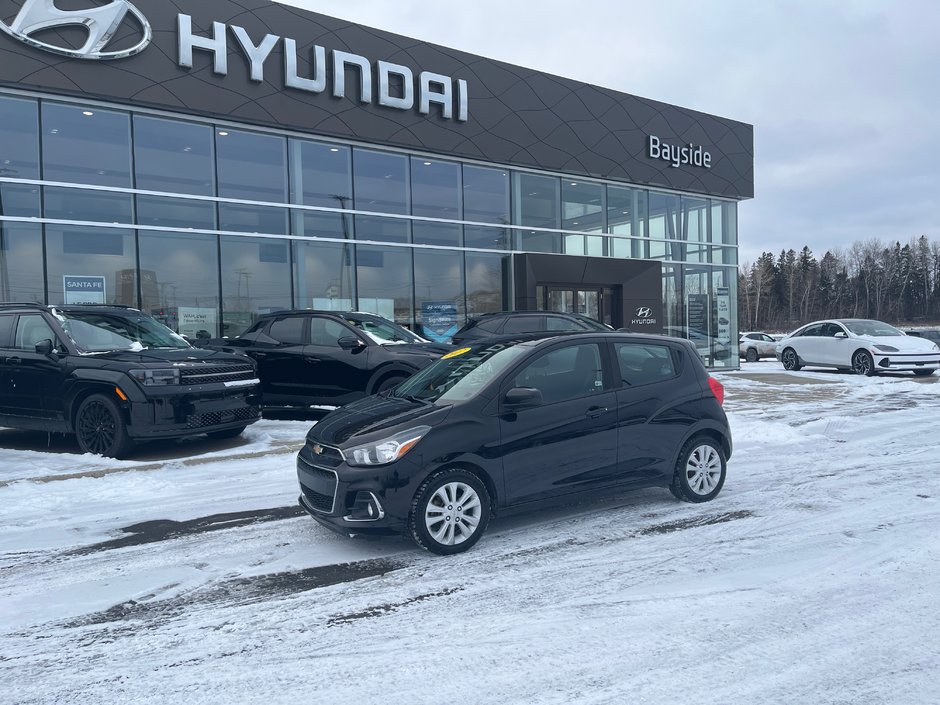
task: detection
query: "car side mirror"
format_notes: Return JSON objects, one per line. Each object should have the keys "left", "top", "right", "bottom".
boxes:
{"left": 504, "top": 387, "right": 543, "bottom": 409}
{"left": 34, "top": 338, "right": 56, "bottom": 356}
{"left": 338, "top": 336, "right": 366, "bottom": 351}
{"left": 834, "top": 331, "right": 848, "bottom": 339}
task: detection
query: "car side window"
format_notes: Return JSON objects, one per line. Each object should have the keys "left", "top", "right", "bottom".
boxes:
{"left": 799, "top": 324, "right": 824, "bottom": 337}
{"left": 512, "top": 343, "right": 604, "bottom": 404}
{"left": 823, "top": 323, "right": 842, "bottom": 337}
{"left": 761, "top": 334, "right": 775, "bottom": 342}
{"left": 13, "top": 315, "right": 57, "bottom": 351}
{"left": 268, "top": 317, "right": 305, "bottom": 345}
{"left": 0, "top": 314, "right": 15, "bottom": 348}
{"left": 309, "top": 318, "right": 351, "bottom": 347}
{"left": 476, "top": 318, "right": 502, "bottom": 334}
{"left": 545, "top": 316, "right": 582, "bottom": 331}
{"left": 504, "top": 316, "right": 543, "bottom": 334}
{"left": 616, "top": 343, "right": 676, "bottom": 386}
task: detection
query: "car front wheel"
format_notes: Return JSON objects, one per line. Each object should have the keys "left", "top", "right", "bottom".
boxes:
{"left": 781, "top": 347, "right": 802, "bottom": 371}
{"left": 409, "top": 468, "right": 491, "bottom": 555}
{"left": 670, "top": 436, "right": 727, "bottom": 503}
{"left": 852, "top": 350, "right": 876, "bottom": 376}
{"left": 745, "top": 347, "right": 759, "bottom": 363}
{"left": 75, "top": 394, "right": 134, "bottom": 458}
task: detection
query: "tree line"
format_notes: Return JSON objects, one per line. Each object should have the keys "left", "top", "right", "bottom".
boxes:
{"left": 738, "top": 235, "right": 940, "bottom": 332}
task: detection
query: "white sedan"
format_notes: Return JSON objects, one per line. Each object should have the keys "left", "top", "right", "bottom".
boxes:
{"left": 739, "top": 332, "right": 778, "bottom": 362}
{"left": 775, "top": 319, "right": 940, "bottom": 376}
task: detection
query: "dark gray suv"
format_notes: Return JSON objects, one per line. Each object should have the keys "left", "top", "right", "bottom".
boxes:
{"left": 0, "top": 304, "right": 261, "bottom": 458}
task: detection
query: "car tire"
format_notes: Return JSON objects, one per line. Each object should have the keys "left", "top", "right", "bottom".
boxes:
{"left": 912, "top": 369, "right": 935, "bottom": 377}
{"left": 852, "top": 349, "right": 876, "bottom": 376}
{"left": 781, "top": 347, "right": 802, "bottom": 371}
{"left": 669, "top": 436, "right": 727, "bottom": 503}
{"left": 75, "top": 394, "right": 134, "bottom": 459}
{"left": 409, "top": 468, "right": 491, "bottom": 555}
{"left": 206, "top": 425, "right": 248, "bottom": 440}
{"left": 376, "top": 375, "right": 407, "bottom": 394}
{"left": 745, "top": 347, "right": 759, "bottom": 363}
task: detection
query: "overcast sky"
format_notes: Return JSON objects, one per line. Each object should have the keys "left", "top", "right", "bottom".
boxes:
{"left": 277, "top": 0, "right": 939, "bottom": 266}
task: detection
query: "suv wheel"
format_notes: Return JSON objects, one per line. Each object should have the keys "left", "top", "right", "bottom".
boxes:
{"left": 75, "top": 394, "right": 134, "bottom": 458}
{"left": 670, "top": 436, "right": 726, "bottom": 503}
{"left": 409, "top": 468, "right": 491, "bottom": 555}
{"left": 376, "top": 375, "right": 407, "bottom": 394}
{"left": 745, "top": 347, "right": 759, "bottom": 363}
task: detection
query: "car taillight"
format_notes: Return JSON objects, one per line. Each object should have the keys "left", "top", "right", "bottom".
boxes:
{"left": 707, "top": 376, "right": 724, "bottom": 406}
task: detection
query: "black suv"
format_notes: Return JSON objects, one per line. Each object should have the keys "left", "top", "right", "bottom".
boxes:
{"left": 297, "top": 332, "right": 731, "bottom": 554}
{"left": 199, "top": 311, "right": 452, "bottom": 408}
{"left": 450, "top": 311, "right": 610, "bottom": 346}
{"left": 0, "top": 304, "right": 261, "bottom": 458}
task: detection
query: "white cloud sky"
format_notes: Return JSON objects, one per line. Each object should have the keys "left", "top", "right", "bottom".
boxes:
{"left": 276, "top": 0, "right": 940, "bottom": 265}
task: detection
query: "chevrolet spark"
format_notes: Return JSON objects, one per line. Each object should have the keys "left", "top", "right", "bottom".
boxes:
{"left": 297, "top": 332, "right": 731, "bottom": 555}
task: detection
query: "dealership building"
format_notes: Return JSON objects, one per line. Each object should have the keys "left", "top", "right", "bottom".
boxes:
{"left": 0, "top": 0, "right": 753, "bottom": 366}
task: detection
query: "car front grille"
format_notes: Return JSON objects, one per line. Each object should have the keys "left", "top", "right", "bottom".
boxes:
{"left": 304, "top": 443, "right": 344, "bottom": 468}
{"left": 298, "top": 455, "right": 338, "bottom": 513}
{"left": 180, "top": 364, "right": 255, "bottom": 385}
{"left": 187, "top": 405, "right": 260, "bottom": 429}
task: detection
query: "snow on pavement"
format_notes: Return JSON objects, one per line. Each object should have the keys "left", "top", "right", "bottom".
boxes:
{"left": 1, "top": 366, "right": 938, "bottom": 704}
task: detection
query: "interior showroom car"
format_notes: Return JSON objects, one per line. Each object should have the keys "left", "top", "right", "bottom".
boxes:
{"left": 296, "top": 331, "right": 732, "bottom": 555}
{"left": 776, "top": 318, "right": 940, "bottom": 376}
{"left": 739, "top": 331, "right": 778, "bottom": 362}
{"left": 198, "top": 310, "right": 452, "bottom": 408}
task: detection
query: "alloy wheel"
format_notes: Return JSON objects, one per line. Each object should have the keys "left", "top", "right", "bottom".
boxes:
{"left": 77, "top": 401, "right": 117, "bottom": 455}
{"left": 782, "top": 348, "right": 798, "bottom": 370}
{"left": 423, "top": 481, "right": 482, "bottom": 546}
{"left": 684, "top": 444, "right": 723, "bottom": 496}
{"left": 853, "top": 351, "right": 873, "bottom": 376}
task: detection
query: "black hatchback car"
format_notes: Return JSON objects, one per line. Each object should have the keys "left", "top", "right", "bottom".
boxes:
{"left": 200, "top": 310, "right": 451, "bottom": 409}
{"left": 0, "top": 304, "right": 261, "bottom": 458}
{"left": 450, "top": 311, "right": 610, "bottom": 346}
{"left": 297, "top": 332, "right": 731, "bottom": 555}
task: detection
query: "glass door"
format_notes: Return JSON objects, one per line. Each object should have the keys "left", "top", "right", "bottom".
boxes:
{"left": 538, "top": 286, "right": 613, "bottom": 326}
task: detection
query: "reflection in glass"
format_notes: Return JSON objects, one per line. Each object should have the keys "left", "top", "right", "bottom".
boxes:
{"left": 464, "top": 225, "right": 510, "bottom": 250}
{"left": 293, "top": 210, "right": 352, "bottom": 239}
{"left": 356, "top": 245, "right": 413, "bottom": 326}
{"left": 45, "top": 225, "right": 137, "bottom": 306}
{"left": 137, "top": 196, "right": 216, "bottom": 230}
{"left": 216, "top": 129, "right": 287, "bottom": 202}
{"left": 220, "top": 203, "right": 288, "bottom": 235}
{"left": 513, "top": 172, "right": 559, "bottom": 229}
{"left": 134, "top": 116, "right": 214, "bottom": 195}
{"left": 681, "top": 197, "right": 709, "bottom": 242}
{"left": 43, "top": 187, "right": 133, "bottom": 224}
{"left": 465, "top": 252, "right": 507, "bottom": 315}
{"left": 138, "top": 231, "right": 220, "bottom": 336}
{"left": 412, "top": 221, "right": 461, "bottom": 247}
{"left": 562, "top": 180, "right": 604, "bottom": 232}
{"left": 292, "top": 239, "right": 355, "bottom": 310}
{"left": 463, "top": 165, "right": 509, "bottom": 224}
{"left": 354, "top": 149, "right": 408, "bottom": 214}
{"left": 354, "top": 215, "right": 409, "bottom": 243}
{"left": 414, "top": 249, "right": 465, "bottom": 341}
{"left": 42, "top": 103, "right": 131, "bottom": 187}
{"left": 290, "top": 140, "right": 352, "bottom": 238}
{"left": 0, "top": 96, "right": 40, "bottom": 217}
{"left": 712, "top": 200, "right": 737, "bottom": 245}
{"left": 607, "top": 185, "right": 647, "bottom": 237}
{"left": 411, "top": 158, "right": 460, "bottom": 219}
{"left": 220, "top": 236, "right": 292, "bottom": 336}
{"left": 649, "top": 191, "right": 679, "bottom": 240}
{"left": 0, "top": 223, "right": 44, "bottom": 302}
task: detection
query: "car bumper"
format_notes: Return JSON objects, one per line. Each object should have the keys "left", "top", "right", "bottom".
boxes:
{"left": 873, "top": 353, "right": 940, "bottom": 372}
{"left": 126, "top": 382, "right": 262, "bottom": 439}
{"left": 295, "top": 443, "right": 421, "bottom": 537}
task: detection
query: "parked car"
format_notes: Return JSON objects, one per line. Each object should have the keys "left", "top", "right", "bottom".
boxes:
{"left": 776, "top": 319, "right": 940, "bottom": 376}
{"left": 739, "top": 332, "right": 778, "bottom": 362}
{"left": 198, "top": 311, "right": 452, "bottom": 408}
{"left": 450, "top": 311, "right": 610, "bottom": 346}
{"left": 905, "top": 329, "right": 940, "bottom": 344}
{"left": 0, "top": 303, "right": 261, "bottom": 458}
{"left": 297, "top": 331, "right": 732, "bottom": 555}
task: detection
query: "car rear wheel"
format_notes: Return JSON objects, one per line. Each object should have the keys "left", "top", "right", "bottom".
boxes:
{"left": 410, "top": 468, "right": 491, "bottom": 555}
{"left": 670, "top": 436, "right": 726, "bottom": 503}
{"left": 781, "top": 347, "right": 802, "bottom": 371}
{"left": 852, "top": 350, "right": 876, "bottom": 376}
{"left": 745, "top": 347, "right": 759, "bottom": 363}
{"left": 206, "top": 425, "right": 248, "bottom": 440}
{"left": 75, "top": 394, "right": 134, "bottom": 459}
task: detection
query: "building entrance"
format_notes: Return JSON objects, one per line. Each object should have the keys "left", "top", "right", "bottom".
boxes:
{"left": 536, "top": 286, "right": 614, "bottom": 327}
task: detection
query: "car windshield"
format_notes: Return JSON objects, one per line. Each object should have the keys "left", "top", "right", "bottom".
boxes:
{"left": 392, "top": 341, "right": 530, "bottom": 404}
{"left": 345, "top": 315, "right": 425, "bottom": 345}
{"left": 842, "top": 320, "right": 904, "bottom": 337}
{"left": 55, "top": 310, "right": 191, "bottom": 352}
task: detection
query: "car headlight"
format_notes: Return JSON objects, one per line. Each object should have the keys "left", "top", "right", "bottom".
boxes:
{"left": 128, "top": 368, "right": 180, "bottom": 386}
{"left": 346, "top": 426, "right": 430, "bottom": 467}
{"left": 873, "top": 345, "right": 899, "bottom": 353}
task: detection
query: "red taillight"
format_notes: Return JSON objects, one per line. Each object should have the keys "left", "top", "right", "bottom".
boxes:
{"left": 707, "top": 376, "right": 724, "bottom": 406}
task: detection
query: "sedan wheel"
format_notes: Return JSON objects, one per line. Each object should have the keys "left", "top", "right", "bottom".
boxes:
{"left": 670, "top": 437, "right": 726, "bottom": 503}
{"left": 781, "top": 347, "right": 802, "bottom": 371}
{"left": 410, "top": 469, "right": 490, "bottom": 555}
{"left": 745, "top": 347, "right": 759, "bottom": 363}
{"left": 852, "top": 349, "right": 876, "bottom": 376}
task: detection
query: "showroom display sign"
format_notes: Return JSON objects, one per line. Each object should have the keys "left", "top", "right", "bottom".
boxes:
{"left": 63, "top": 275, "right": 106, "bottom": 305}
{"left": 421, "top": 301, "right": 459, "bottom": 343}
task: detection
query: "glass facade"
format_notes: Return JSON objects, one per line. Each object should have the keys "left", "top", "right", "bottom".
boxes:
{"left": 0, "top": 90, "right": 739, "bottom": 366}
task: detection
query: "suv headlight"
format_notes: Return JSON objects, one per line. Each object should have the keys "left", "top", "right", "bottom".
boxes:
{"left": 128, "top": 368, "right": 180, "bottom": 386}
{"left": 346, "top": 426, "right": 430, "bottom": 467}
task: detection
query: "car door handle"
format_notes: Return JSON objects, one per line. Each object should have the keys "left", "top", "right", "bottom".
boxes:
{"left": 304, "top": 357, "right": 320, "bottom": 364}
{"left": 252, "top": 352, "right": 267, "bottom": 359}
{"left": 6, "top": 357, "right": 21, "bottom": 366}
{"left": 585, "top": 406, "right": 608, "bottom": 418}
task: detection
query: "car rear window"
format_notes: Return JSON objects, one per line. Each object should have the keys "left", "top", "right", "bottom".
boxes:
{"left": 616, "top": 342, "right": 677, "bottom": 386}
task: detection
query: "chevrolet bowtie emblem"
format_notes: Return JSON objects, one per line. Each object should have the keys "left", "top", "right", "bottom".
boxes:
{"left": 312, "top": 444, "right": 323, "bottom": 455}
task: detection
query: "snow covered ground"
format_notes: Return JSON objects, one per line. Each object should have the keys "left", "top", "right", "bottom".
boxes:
{"left": 1, "top": 364, "right": 938, "bottom": 704}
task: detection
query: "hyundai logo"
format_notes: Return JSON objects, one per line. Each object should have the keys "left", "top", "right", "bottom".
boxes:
{"left": 635, "top": 307, "right": 654, "bottom": 319}
{"left": 0, "top": 0, "right": 152, "bottom": 60}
